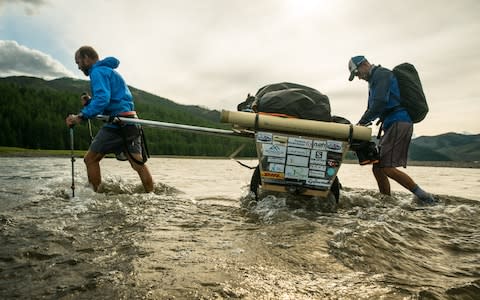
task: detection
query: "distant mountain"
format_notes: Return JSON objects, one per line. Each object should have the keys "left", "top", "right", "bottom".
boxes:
{"left": 346, "top": 133, "right": 480, "bottom": 163}
{"left": 410, "top": 133, "right": 480, "bottom": 162}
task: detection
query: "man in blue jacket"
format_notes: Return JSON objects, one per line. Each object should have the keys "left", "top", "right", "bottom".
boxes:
{"left": 66, "top": 46, "right": 153, "bottom": 193}
{"left": 348, "top": 55, "right": 436, "bottom": 204}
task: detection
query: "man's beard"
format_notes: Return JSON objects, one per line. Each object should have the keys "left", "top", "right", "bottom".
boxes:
{"left": 80, "top": 66, "right": 89, "bottom": 76}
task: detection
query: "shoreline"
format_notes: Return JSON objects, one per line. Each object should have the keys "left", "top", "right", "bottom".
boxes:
{"left": 1, "top": 147, "right": 478, "bottom": 168}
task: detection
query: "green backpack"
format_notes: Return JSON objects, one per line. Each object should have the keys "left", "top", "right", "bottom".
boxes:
{"left": 392, "top": 63, "right": 429, "bottom": 123}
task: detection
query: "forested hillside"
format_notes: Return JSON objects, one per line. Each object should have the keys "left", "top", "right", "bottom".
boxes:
{"left": 411, "top": 133, "right": 480, "bottom": 162}
{"left": 1, "top": 76, "right": 479, "bottom": 162}
{"left": 0, "top": 76, "right": 256, "bottom": 156}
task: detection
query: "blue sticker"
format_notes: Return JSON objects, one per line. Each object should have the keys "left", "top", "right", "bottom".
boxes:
{"left": 327, "top": 167, "right": 336, "bottom": 176}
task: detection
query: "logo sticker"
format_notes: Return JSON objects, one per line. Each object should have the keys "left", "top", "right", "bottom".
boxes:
{"left": 285, "top": 166, "right": 309, "bottom": 180}
{"left": 308, "top": 170, "right": 326, "bottom": 178}
{"left": 286, "top": 155, "right": 309, "bottom": 167}
{"left": 313, "top": 140, "right": 327, "bottom": 150}
{"left": 268, "top": 163, "right": 285, "bottom": 172}
{"left": 310, "top": 164, "right": 327, "bottom": 171}
{"left": 261, "top": 171, "right": 285, "bottom": 179}
{"left": 268, "top": 156, "right": 285, "bottom": 164}
{"left": 262, "top": 144, "right": 287, "bottom": 157}
{"left": 327, "top": 159, "right": 339, "bottom": 167}
{"left": 287, "top": 147, "right": 310, "bottom": 157}
{"left": 288, "top": 137, "right": 313, "bottom": 149}
{"left": 256, "top": 132, "right": 273, "bottom": 143}
{"left": 310, "top": 150, "right": 328, "bottom": 162}
{"left": 327, "top": 140, "right": 343, "bottom": 153}
{"left": 326, "top": 167, "right": 336, "bottom": 176}
{"left": 306, "top": 177, "right": 330, "bottom": 187}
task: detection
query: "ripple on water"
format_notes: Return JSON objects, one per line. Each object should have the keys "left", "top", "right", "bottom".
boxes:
{"left": 328, "top": 192, "right": 480, "bottom": 297}
{"left": 1, "top": 157, "right": 479, "bottom": 299}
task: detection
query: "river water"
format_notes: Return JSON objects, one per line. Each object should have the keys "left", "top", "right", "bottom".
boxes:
{"left": 0, "top": 157, "right": 479, "bottom": 299}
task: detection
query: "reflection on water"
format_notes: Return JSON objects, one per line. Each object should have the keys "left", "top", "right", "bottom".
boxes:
{"left": 0, "top": 157, "right": 479, "bottom": 299}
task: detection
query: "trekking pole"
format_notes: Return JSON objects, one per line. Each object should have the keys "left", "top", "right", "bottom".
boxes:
{"left": 87, "top": 119, "right": 94, "bottom": 142}
{"left": 69, "top": 125, "right": 75, "bottom": 197}
{"left": 81, "top": 92, "right": 94, "bottom": 142}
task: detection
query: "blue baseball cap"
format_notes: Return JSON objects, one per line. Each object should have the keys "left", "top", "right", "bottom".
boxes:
{"left": 348, "top": 55, "right": 367, "bottom": 81}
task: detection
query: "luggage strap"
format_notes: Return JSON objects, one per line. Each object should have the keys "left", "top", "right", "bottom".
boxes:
{"left": 114, "top": 111, "right": 150, "bottom": 165}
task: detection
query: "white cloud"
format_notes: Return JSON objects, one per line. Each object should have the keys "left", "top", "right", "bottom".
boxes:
{"left": 0, "top": 0, "right": 47, "bottom": 15}
{"left": 0, "top": 40, "right": 75, "bottom": 79}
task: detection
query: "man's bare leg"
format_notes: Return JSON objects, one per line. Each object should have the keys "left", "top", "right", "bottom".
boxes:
{"left": 84, "top": 151, "right": 105, "bottom": 191}
{"left": 372, "top": 165, "right": 391, "bottom": 195}
{"left": 128, "top": 153, "right": 154, "bottom": 193}
{"left": 382, "top": 167, "right": 417, "bottom": 191}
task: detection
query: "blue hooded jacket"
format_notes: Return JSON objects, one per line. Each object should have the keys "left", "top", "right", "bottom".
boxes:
{"left": 81, "top": 57, "right": 134, "bottom": 121}
{"left": 358, "top": 65, "right": 411, "bottom": 130}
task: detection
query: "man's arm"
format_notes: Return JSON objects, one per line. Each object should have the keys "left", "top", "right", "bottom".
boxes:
{"left": 358, "top": 69, "right": 391, "bottom": 125}
{"left": 80, "top": 69, "right": 111, "bottom": 119}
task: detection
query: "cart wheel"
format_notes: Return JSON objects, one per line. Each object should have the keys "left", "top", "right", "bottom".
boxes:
{"left": 249, "top": 165, "right": 260, "bottom": 201}
{"left": 331, "top": 176, "right": 340, "bottom": 203}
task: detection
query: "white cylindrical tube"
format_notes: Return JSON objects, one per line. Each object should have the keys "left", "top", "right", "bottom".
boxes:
{"left": 220, "top": 110, "right": 371, "bottom": 141}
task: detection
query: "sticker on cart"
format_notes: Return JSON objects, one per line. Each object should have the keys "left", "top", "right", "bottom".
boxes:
{"left": 268, "top": 163, "right": 285, "bottom": 173}
{"left": 288, "top": 137, "right": 313, "bottom": 149}
{"left": 327, "top": 140, "right": 343, "bottom": 153}
{"left": 273, "top": 135, "right": 288, "bottom": 145}
{"left": 326, "top": 167, "right": 336, "bottom": 177}
{"left": 262, "top": 144, "right": 287, "bottom": 157}
{"left": 285, "top": 165, "right": 309, "bottom": 180}
{"left": 327, "top": 159, "right": 339, "bottom": 167}
{"left": 287, "top": 147, "right": 310, "bottom": 157}
{"left": 268, "top": 157, "right": 285, "bottom": 164}
{"left": 261, "top": 171, "right": 285, "bottom": 179}
{"left": 306, "top": 177, "right": 330, "bottom": 187}
{"left": 256, "top": 132, "right": 273, "bottom": 143}
{"left": 310, "top": 150, "right": 328, "bottom": 162}
{"left": 286, "top": 155, "right": 309, "bottom": 167}
{"left": 308, "top": 170, "right": 326, "bottom": 178}
{"left": 310, "top": 164, "right": 327, "bottom": 171}
{"left": 312, "top": 140, "right": 327, "bottom": 150}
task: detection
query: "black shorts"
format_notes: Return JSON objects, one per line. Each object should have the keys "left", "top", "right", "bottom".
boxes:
{"left": 378, "top": 122, "right": 413, "bottom": 168}
{"left": 89, "top": 125, "right": 142, "bottom": 155}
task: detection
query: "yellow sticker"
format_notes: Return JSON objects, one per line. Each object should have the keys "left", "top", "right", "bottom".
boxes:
{"left": 261, "top": 171, "right": 285, "bottom": 179}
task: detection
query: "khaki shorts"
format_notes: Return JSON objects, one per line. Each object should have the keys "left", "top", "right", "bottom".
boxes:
{"left": 377, "top": 122, "right": 413, "bottom": 168}
{"left": 89, "top": 125, "right": 142, "bottom": 155}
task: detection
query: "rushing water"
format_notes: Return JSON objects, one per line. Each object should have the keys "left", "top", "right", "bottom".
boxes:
{"left": 0, "top": 157, "right": 479, "bottom": 300}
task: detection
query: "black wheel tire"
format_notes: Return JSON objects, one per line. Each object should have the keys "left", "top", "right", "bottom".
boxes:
{"left": 249, "top": 165, "right": 260, "bottom": 200}
{"left": 331, "top": 176, "right": 340, "bottom": 203}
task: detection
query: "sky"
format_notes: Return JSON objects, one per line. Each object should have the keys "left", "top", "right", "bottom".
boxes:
{"left": 1, "top": 0, "right": 479, "bottom": 137}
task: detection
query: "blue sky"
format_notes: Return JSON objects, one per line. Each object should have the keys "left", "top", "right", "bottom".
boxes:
{"left": 1, "top": 0, "right": 479, "bottom": 137}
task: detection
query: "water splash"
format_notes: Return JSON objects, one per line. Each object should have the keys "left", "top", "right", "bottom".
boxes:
{"left": 329, "top": 192, "right": 480, "bottom": 297}
{"left": 1, "top": 157, "right": 479, "bottom": 299}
